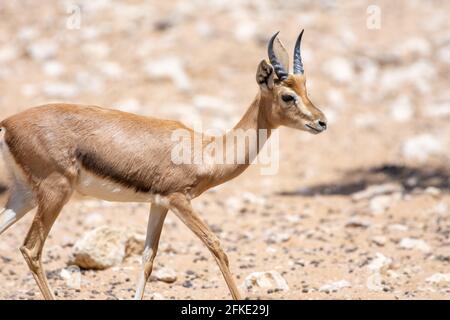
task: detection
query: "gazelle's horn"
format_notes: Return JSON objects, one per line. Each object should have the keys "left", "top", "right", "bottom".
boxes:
{"left": 293, "top": 29, "right": 305, "bottom": 74}
{"left": 268, "top": 31, "right": 288, "bottom": 80}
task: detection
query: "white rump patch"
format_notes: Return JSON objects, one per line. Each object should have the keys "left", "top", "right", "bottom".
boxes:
{"left": 0, "top": 208, "right": 17, "bottom": 232}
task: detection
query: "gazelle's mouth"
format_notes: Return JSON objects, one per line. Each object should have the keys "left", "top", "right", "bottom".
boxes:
{"left": 305, "top": 124, "right": 323, "bottom": 134}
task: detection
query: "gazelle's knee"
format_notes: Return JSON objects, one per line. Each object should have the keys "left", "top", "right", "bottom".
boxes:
{"left": 20, "top": 246, "right": 41, "bottom": 273}
{"left": 142, "top": 247, "right": 154, "bottom": 263}
{"left": 207, "top": 237, "right": 230, "bottom": 266}
{"left": 141, "top": 247, "right": 157, "bottom": 276}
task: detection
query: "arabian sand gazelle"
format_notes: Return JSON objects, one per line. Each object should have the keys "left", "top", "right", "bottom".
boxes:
{"left": 0, "top": 30, "right": 326, "bottom": 299}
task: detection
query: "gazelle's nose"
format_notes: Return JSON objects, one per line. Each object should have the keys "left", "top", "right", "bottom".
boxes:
{"left": 317, "top": 120, "right": 327, "bottom": 131}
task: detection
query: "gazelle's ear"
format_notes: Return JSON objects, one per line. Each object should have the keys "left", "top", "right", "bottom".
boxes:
{"left": 256, "top": 60, "right": 274, "bottom": 91}
{"left": 273, "top": 37, "right": 289, "bottom": 72}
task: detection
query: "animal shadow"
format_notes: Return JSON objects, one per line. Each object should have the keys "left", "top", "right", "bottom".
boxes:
{"left": 277, "top": 164, "right": 450, "bottom": 197}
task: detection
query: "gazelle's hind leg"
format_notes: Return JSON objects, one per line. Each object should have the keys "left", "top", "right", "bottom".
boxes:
{"left": 20, "top": 174, "right": 73, "bottom": 300}
{"left": 134, "top": 203, "right": 168, "bottom": 300}
{"left": 0, "top": 178, "right": 37, "bottom": 236}
{"left": 168, "top": 193, "right": 242, "bottom": 300}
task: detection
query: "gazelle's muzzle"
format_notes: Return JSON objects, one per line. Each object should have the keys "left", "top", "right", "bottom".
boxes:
{"left": 305, "top": 119, "right": 327, "bottom": 134}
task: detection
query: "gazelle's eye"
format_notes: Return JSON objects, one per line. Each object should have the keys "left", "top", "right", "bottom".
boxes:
{"left": 281, "top": 94, "right": 295, "bottom": 103}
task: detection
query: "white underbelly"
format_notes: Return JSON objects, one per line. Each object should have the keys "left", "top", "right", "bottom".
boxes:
{"left": 76, "top": 169, "right": 166, "bottom": 204}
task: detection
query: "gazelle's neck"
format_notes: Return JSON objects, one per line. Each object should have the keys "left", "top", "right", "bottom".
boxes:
{"left": 205, "top": 92, "right": 274, "bottom": 188}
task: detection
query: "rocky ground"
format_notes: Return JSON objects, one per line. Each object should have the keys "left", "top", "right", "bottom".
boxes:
{"left": 0, "top": 0, "right": 449, "bottom": 300}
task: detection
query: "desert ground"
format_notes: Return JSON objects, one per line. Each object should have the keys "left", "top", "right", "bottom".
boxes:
{"left": 0, "top": 0, "right": 449, "bottom": 299}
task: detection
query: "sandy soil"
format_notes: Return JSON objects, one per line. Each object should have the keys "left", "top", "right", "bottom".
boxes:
{"left": 0, "top": 0, "right": 449, "bottom": 299}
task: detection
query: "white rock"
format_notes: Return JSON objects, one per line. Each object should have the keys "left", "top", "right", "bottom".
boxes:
{"left": 339, "top": 28, "right": 357, "bottom": 46}
{"left": 399, "top": 238, "right": 431, "bottom": 253}
{"left": 426, "top": 273, "right": 450, "bottom": 284}
{"left": 60, "top": 266, "right": 81, "bottom": 289}
{"left": 322, "top": 57, "right": 355, "bottom": 84}
{"left": 195, "top": 20, "right": 214, "bottom": 38}
{"left": 387, "top": 270, "right": 401, "bottom": 279}
{"left": 27, "top": 40, "right": 58, "bottom": 61}
{"left": 380, "top": 61, "right": 436, "bottom": 94}
{"left": 242, "top": 192, "right": 266, "bottom": 205}
{"left": 433, "top": 202, "right": 448, "bottom": 216}
{"left": 42, "top": 82, "right": 79, "bottom": 98}
{"left": 394, "top": 37, "right": 431, "bottom": 57}
{"left": 352, "top": 183, "right": 403, "bottom": 201}
{"left": 389, "top": 95, "right": 413, "bottom": 122}
{"left": 424, "top": 187, "right": 442, "bottom": 197}
{"left": 149, "top": 292, "right": 166, "bottom": 300}
{"left": 0, "top": 45, "right": 18, "bottom": 63}
{"left": 84, "top": 212, "right": 104, "bottom": 226}
{"left": 368, "top": 252, "right": 392, "bottom": 273}
{"left": 244, "top": 271, "right": 289, "bottom": 292}
{"left": 424, "top": 101, "right": 450, "bottom": 118}
{"left": 192, "top": 95, "right": 232, "bottom": 114}
{"left": 286, "top": 215, "right": 302, "bottom": 223}
{"left": 152, "top": 267, "right": 177, "bottom": 283}
{"left": 75, "top": 71, "right": 104, "bottom": 93}
{"left": 80, "top": 27, "right": 101, "bottom": 40}
{"left": 98, "top": 61, "right": 123, "bottom": 79}
{"left": 17, "top": 27, "right": 39, "bottom": 41}
{"left": 388, "top": 224, "right": 409, "bottom": 232}
{"left": 145, "top": 57, "right": 191, "bottom": 91}
{"left": 231, "top": 9, "right": 256, "bottom": 42}
{"left": 319, "top": 280, "right": 351, "bottom": 292}
{"left": 369, "top": 195, "right": 394, "bottom": 215}
{"left": 266, "top": 246, "right": 278, "bottom": 254}
{"left": 371, "top": 236, "right": 387, "bottom": 246}
{"left": 437, "top": 44, "right": 450, "bottom": 64}
{"left": 263, "top": 230, "right": 291, "bottom": 244}
{"left": 42, "top": 61, "right": 65, "bottom": 77}
{"left": 82, "top": 42, "right": 110, "bottom": 59}
{"left": 322, "top": 108, "right": 337, "bottom": 124}
{"left": 224, "top": 197, "right": 242, "bottom": 213}
{"left": 357, "top": 57, "right": 379, "bottom": 86}
{"left": 70, "top": 227, "right": 145, "bottom": 269}
{"left": 326, "top": 89, "right": 346, "bottom": 109}
{"left": 234, "top": 20, "right": 256, "bottom": 42}
{"left": 21, "top": 84, "right": 38, "bottom": 97}
{"left": 353, "top": 113, "right": 378, "bottom": 129}
{"left": 402, "top": 134, "right": 442, "bottom": 162}
{"left": 366, "top": 273, "right": 384, "bottom": 291}
{"left": 70, "top": 227, "right": 128, "bottom": 269}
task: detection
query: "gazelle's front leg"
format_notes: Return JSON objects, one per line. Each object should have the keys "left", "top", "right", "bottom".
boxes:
{"left": 168, "top": 193, "right": 242, "bottom": 300}
{"left": 134, "top": 203, "right": 168, "bottom": 300}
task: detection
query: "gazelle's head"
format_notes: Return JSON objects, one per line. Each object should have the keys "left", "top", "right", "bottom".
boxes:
{"left": 256, "top": 30, "right": 327, "bottom": 134}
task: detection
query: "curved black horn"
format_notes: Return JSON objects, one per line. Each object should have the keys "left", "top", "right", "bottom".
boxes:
{"left": 268, "top": 31, "right": 289, "bottom": 81}
{"left": 293, "top": 29, "right": 305, "bottom": 74}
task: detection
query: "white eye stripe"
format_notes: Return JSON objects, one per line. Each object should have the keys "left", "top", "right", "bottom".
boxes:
{"left": 295, "top": 99, "right": 313, "bottom": 117}
{"left": 282, "top": 91, "right": 313, "bottom": 117}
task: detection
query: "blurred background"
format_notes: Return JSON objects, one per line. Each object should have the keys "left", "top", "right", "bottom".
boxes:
{"left": 0, "top": 0, "right": 449, "bottom": 299}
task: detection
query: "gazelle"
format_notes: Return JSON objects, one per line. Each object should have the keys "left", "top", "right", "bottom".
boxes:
{"left": 0, "top": 30, "right": 326, "bottom": 300}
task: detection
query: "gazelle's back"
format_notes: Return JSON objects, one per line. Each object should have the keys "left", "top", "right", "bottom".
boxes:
{"left": 1, "top": 104, "right": 201, "bottom": 201}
